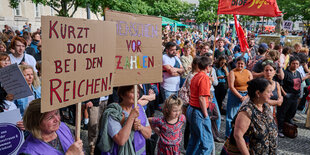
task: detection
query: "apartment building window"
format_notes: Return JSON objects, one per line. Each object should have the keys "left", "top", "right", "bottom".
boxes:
{"left": 50, "top": 6, "right": 54, "bottom": 16}
{"left": 14, "top": 4, "right": 21, "bottom": 16}
{"left": 35, "top": 4, "right": 40, "bottom": 17}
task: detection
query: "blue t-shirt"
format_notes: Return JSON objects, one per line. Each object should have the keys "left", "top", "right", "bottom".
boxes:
{"left": 234, "top": 52, "right": 249, "bottom": 63}
{"left": 215, "top": 67, "right": 229, "bottom": 83}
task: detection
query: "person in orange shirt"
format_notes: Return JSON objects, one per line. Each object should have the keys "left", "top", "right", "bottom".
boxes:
{"left": 186, "top": 56, "right": 214, "bottom": 155}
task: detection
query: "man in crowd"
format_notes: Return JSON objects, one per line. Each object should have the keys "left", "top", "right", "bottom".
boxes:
{"left": 248, "top": 38, "right": 258, "bottom": 58}
{"left": 214, "top": 38, "right": 232, "bottom": 60}
{"left": 162, "top": 42, "right": 184, "bottom": 101}
{"left": 200, "top": 42, "right": 213, "bottom": 56}
{"left": 9, "top": 36, "right": 37, "bottom": 72}
{"left": 23, "top": 33, "right": 36, "bottom": 56}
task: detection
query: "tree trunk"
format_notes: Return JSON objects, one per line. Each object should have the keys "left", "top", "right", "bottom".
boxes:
{"left": 60, "top": 0, "right": 68, "bottom": 17}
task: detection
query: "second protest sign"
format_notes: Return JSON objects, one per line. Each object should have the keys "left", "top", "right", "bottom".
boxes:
{"left": 105, "top": 10, "right": 163, "bottom": 86}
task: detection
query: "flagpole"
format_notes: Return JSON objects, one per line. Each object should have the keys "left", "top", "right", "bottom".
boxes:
{"left": 213, "top": 15, "right": 219, "bottom": 59}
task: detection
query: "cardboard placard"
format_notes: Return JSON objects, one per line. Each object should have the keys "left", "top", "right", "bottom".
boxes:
{"left": 0, "top": 109, "right": 24, "bottom": 155}
{"left": 0, "top": 64, "right": 33, "bottom": 100}
{"left": 283, "top": 21, "right": 293, "bottom": 31}
{"left": 105, "top": 10, "right": 162, "bottom": 86}
{"left": 41, "top": 16, "right": 116, "bottom": 112}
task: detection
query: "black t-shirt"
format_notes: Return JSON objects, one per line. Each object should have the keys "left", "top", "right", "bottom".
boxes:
{"left": 283, "top": 69, "right": 302, "bottom": 95}
{"left": 252, "top": 59, "right": 264, "bottom": 73}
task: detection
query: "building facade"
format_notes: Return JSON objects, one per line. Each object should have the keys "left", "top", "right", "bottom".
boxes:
{"left": 0, "top": 0, "right": 101, "bottom": 32}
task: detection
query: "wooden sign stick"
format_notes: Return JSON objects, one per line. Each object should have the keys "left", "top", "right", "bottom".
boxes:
{"left": 134, "top": 85, "right": 138, "bottom": 107}
{"left": 75, "top": 102, "right": 82, "bottom": 141}
{"left": 213, "top": 15, "right": 220, "bottom": 59}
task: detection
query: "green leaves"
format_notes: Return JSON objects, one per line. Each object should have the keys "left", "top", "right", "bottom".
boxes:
{"left": 278, "top": 0, "right": 310, "bottom": 22}
{"left": 195, "top": 0, "right": 217, "bottom": 24}
{"left": 9, "top": 0, "right": 194, "bottom": 19}
{"left": 278, "top": 0, "right": 310, "bottom": 31}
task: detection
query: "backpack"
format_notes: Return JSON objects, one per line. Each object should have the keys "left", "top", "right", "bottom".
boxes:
{"left": 247, "top": 55, "right": 264, "bottom": 71}
{"left": 178, "top": 74, "right": 190, "bottom": 105}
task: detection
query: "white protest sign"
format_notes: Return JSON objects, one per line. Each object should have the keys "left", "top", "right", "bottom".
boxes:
{"left": 0, "top": 109, "right": 24, "bottom": 155}
{"left": 0, "top": 63, "right": 33, "bottom": 100}
{"left": 283, "top": 21, "right": 293, "bottom": 31}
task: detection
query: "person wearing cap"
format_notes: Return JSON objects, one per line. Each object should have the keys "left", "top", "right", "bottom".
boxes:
{"left": 20, "top": 25, "right": 29, "bottom": 36}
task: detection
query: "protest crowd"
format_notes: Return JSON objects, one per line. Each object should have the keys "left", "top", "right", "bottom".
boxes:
{"left": 1, "top": 15, "right": 310, "bottom": 155}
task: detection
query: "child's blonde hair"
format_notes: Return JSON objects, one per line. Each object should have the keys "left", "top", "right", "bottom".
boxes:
{"left": 163, "top": 94, "right": 183, "bottom": 119}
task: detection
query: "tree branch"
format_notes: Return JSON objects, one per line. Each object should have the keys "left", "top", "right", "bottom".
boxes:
{"left": 70, "top": 4, "right": 79, "bottom": 17}
{"left": 50, "top": 4, "right": 60, "bottom": 13}
{"left": 68, "top": 0, "right": 76, "bottom": 10}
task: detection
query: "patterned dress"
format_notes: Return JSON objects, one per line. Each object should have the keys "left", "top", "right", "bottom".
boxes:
{"left": 239, "top": 100, "right": 278, "bottom": 155}
{"left": 151, "top": 114, "right": 186, "bottom": 155}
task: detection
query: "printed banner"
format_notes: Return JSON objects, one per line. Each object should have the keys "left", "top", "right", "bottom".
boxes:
{"left": 218, "top": 0, "right": 282, "bottom": 17}
{"left": 0, "top": 109, "right": 23, "bottom": 155}
{"left": 41, "top": 16, "right": 116, "bottom": 112}
{"left": 283, "top": 21, "right": 293, "bottom": 31}
{"left": 105, "top": 10, "right": 163, "bottom": 86}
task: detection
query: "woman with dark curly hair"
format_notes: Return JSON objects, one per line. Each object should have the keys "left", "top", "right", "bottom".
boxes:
{"left": 221, "top": 78, "right": 278, "bottom": 154}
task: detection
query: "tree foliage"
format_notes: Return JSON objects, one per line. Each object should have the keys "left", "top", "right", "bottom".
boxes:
{"left": 10, "top": 0, "right": 90, "bottom": 17}
{"left": 278, "top": 0, "right": 310, "bottom": 31}
{"left": 278, "top": 0, "right": 310, "bottom": 22}
{"left": 195, "top": 0, "right": 217, "bottom": 24}
{"left": 150, "top": 0, "right": 194, "bottom": 19}
{"left": 10, "top": 0, "right": 195, "bottom": 19}
{"left": 95, "top": 0, "right": 151, "bottom": 15}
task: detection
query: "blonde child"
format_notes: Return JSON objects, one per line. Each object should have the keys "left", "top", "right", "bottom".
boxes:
{"left": 148, "top": 95, "right": 185, "bottom": 155}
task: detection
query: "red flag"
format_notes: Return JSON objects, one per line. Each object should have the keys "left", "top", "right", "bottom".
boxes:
{"left": 218, "top": 0, "right": 282, "bottom": 17}
{"left": 234, "top": 15, "right": 248, "bottom": 52}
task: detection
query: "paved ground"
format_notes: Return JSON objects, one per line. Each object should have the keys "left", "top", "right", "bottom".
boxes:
{"left": 68, "top": 110, "right": 310, "bottom": 155}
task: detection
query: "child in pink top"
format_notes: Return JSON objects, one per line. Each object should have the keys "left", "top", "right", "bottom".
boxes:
{"left": 149, "top": 95, "right": 186, "bottom": 155}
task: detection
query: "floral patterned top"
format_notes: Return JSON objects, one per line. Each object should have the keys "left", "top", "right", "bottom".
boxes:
{"left": 151, "top": 114, "right": 186, "bottom": 145}
{"left": 239, "top": 100, "right": 278, "bottom": 155}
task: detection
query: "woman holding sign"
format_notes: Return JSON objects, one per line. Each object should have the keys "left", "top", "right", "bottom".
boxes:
{"left": 17, "top": 99, "right": 84, "bottom": 155}
{"left": 0, "top": 53, "right": 16, "bottom": 112}
{"left": 14, "top": 65, "right": 41, "bottom": 116}
{"left": 96, "top": 85, "right": 152, "bottom": 155}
